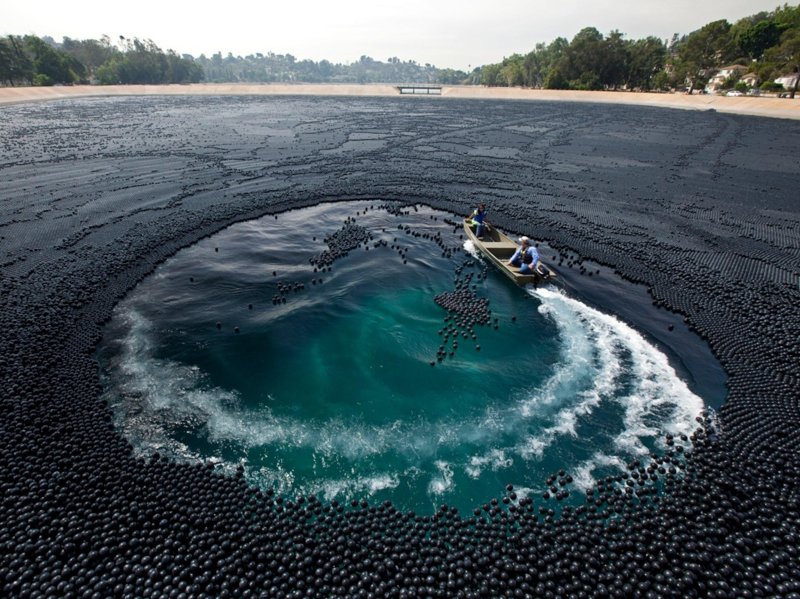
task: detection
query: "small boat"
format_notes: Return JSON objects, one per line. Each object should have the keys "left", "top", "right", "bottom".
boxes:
{"left": 463, "top": 220, "right": 555, "bottom": 285}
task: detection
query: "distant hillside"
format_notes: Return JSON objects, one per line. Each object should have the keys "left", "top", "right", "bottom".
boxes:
{"left": 0, "top": 35, "right": 467, "bottom": 87}
{"left": 3, "top": 5, "right": 797, "bottom": 92}
{"left": 194, "top": 53, "right": 467, "bottom": 85}
{"left": 473, "top": 4, "right": 800, "bottom": 95}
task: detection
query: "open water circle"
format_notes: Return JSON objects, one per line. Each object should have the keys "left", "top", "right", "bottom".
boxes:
{"left": 99, "top": 201, "right": 709, "bottom": 513}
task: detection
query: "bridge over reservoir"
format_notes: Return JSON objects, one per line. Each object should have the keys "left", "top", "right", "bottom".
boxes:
{"left": 397, "top": 85, "right": 442, "bottom": 95}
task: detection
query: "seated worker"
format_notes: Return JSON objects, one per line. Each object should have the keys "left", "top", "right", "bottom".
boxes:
{"left": 467, "top": 203, "right": 488, "bottom": 239}
{"left": 509, "top": 236, "right": 540, "bottom": 274}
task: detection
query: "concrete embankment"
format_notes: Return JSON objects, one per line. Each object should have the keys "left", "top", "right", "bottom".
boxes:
{"left": 1, "top": 83, "right": 797, "bottom": 120}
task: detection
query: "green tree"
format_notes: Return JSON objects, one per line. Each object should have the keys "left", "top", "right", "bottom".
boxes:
{"left": 479, "top": 63, "right": 503, "bottom": 86}
{"left": 520, "top": 38, "right": 568, "bottom": 88}
{"left": 499, "top": 54, "right": 525, "bottom": 86}
{"left": 760, "top": 80, "right": 784, "bottom": 92}
{"left": 544, "top": 63, "right": 569, "bottom": 89}
{"left": 96, "top": 58, "right": 121, "bottom": 84}
{"left": 319, "top": 59, "right": 335, "bottom": 79}
{"left": 436, "top": 68, "right": 467, "bottom": 84}
{"left": 773, "top": 4, "right": 800, "bottom": 30}
{"left": 764, "top": 28, "right": 800, "bottom": 97}
{"left": 23, "top": 35, "right": 77, "bottom": 84}
{"left": 673, "top": 20, "right": 737, "bottom": 93}
{"left": 563, "top": 27, "right": 606, "bottom": 89}
{"left": 737, "top": 19, "right": 787, "bottom": 59}
{"left": 602, "top": 30, "right": 630, "bottom": 89}
{"left": 61, "top": 36, "right": 118, "bottom": 81}
{"left": 651, "top": 69, "right": 670, "bottom": 91}
{"left": 93, "top": 37, "right": 202, "bottom": 84}
{"left": 0, "top": 39, "right": 12, "bottom": 84}
{"left": 521, "top": 43, "right": 547, "bottom": 87}
{"left": 0, "top": 36, "right": 34, "bottom": 85}
{"left": 627, "top": 37, "right": 667, "bottom": 90}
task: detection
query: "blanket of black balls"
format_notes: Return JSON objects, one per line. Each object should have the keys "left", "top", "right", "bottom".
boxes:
{"left": 1, "top": 95, "right": 799, "bottom": 599}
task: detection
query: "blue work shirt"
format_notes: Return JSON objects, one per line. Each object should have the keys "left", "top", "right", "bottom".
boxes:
{"left": 511, "top": 245, "right": 539, "bottom": 266}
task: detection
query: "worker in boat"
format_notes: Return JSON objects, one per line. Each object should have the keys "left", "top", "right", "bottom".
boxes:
{"left": 467, "top": 203, "right": 488, "bottom": 239}
{"left": 509, "top": 236, "right": 541, "bottom": 274}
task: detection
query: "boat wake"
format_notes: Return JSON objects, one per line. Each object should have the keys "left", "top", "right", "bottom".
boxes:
{"left": 99, "top": 204, "right": 706, "bottom": 510}
{"left": 103, "top": 279, "right": 703, "bottom": 507}
{"left": 463, "top": 239, "right": 480, "bottom": 258}
{"left": 522, "top": 285, "right": 703, "bottom": 488}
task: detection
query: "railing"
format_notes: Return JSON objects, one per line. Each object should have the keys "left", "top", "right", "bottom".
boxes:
{"left": 397, "top": 85, "right": 442, "bottom": 95}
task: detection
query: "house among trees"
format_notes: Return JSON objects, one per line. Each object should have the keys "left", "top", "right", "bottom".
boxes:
{"left": 705, "top": 64, "right": 749, "bottom": 92}
{"left": 742, "top": 72, "right": 759, "bottom": 88}
{"left": 741, "top": 71, "right": 758, "bottom": 87}
{"left": 774, "top": 73, "right": 799, "bottom": 92}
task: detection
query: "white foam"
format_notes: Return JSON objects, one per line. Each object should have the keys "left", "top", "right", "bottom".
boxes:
{"left": 463, "top": 239, "right": 480, "bottom": 259}
{"left": 107, "top": 309, "right": 243, "bottom": 453}
{"left": 516, "top": 285, "right": 624, "bottom": 458}
{"left": 251, "top": 465, "right": 295, "bottom": 496}
{"left": 107, "top": 280, "right": 705, "bottom": 503}
{"left": 518, "top": 436, "right": 548, "bottom": 460}
{"left": 571, "top": 453, "right": 626, "bottom": 491}
{"left": 516, "top": 286, "right": 703, "bottom": 462}
{"left": 107, "top": 313, "right": 498, "bottom": 469}
{"left": 604, "top": 308, "right": 703, "bottom": 455}
{"left": 517, "top": 297, "right": 597, "bottom": 417}
{"left": 305, "top": 472, "right": 401, "bottom": 501}
{"left": 465, "top": 449, "right": 513, "bottom": 478}
{"left": 508, "top": 486, "right": 536, "bottom": 501}
{"left": 428, "top": 460, "right": 454, "bottom": 495}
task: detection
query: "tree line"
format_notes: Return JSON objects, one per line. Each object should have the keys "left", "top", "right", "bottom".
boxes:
{"left": 0, "top": 35, "right": 202, "bottom": 86}
{"left": 2, "top": 4, "right": 797, "bottom": 92}
{"left": 473, "top": 4, "right": 800, "bottom": 95}
{"left": 0, "top": 33, "right": 467, "bottom": 87}
{"left": 195, "top": 52, "right": 468, "bottom": 84}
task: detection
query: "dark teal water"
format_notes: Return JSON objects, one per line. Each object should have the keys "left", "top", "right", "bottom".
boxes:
{"left": 99, "top": 201, "right": 706, "bottom": 513}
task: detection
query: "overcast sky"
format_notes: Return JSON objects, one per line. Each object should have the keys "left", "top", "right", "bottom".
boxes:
{"left": 4, "top": 0, "right": 786, "bottom": 70}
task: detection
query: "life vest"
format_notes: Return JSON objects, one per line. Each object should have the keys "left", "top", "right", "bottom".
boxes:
{"left": 522, "top": 247, "right": 534, "bottom": 264}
